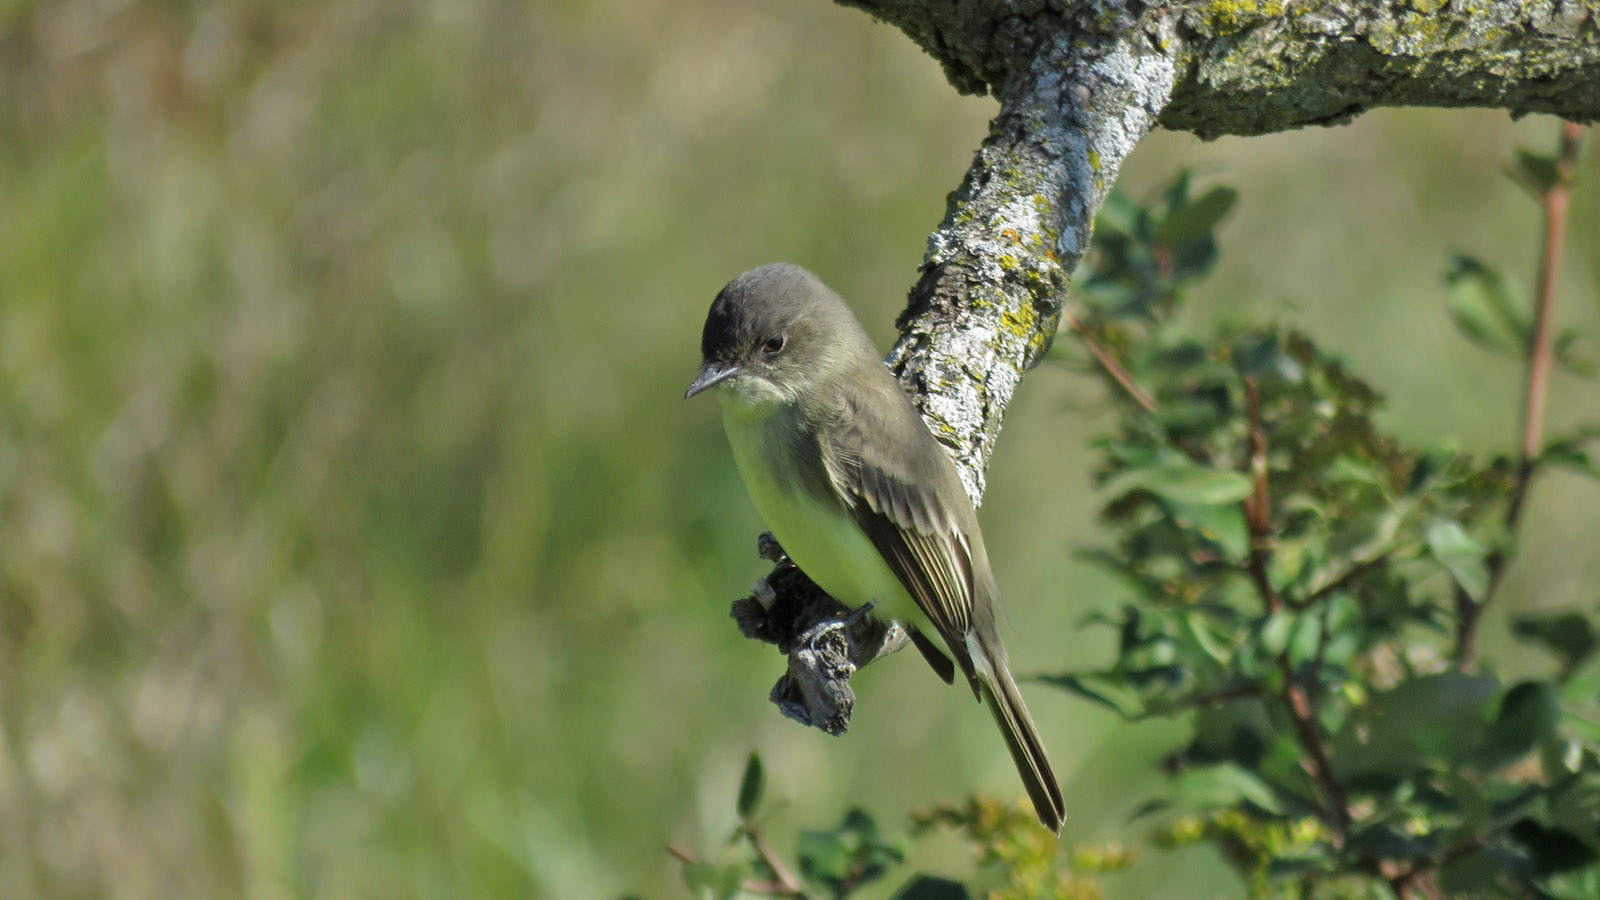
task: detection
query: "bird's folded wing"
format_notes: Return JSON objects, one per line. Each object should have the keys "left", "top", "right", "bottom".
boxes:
{"left": 819, "top": 391, "right": 979, "bottom": 686}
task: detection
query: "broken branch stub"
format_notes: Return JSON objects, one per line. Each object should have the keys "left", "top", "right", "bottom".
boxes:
{"left": 729, "top": 534, "right": 909, "bottom": 735}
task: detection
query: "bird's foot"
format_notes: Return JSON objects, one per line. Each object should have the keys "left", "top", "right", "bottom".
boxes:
{"left": 796, "top": 602, "right": 875, "bottom": 652}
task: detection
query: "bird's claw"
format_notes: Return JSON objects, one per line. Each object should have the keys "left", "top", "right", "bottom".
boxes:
{"left": 795, "top": 602, "right": 875, "bottom": 653}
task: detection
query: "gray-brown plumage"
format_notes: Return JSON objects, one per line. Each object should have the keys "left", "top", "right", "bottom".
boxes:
{"left": 686, "top": 263, "right": 1065, "bottom": 833}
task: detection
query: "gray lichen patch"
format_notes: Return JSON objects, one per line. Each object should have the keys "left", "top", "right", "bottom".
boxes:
{"left": 886, "top": 28, "right": 1176, "bottom": 499}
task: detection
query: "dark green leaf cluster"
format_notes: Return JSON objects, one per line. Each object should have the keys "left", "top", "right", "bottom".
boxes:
{"left": 797, "top": 809, "right": 906, "bottom": 900}
{"left": 1047, "top": 172, "right": 1600, "bottom": 899}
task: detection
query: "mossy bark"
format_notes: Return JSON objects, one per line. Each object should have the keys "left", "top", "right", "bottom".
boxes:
{"left": 842, "top": 0, "right": 1599, "bottom": 493}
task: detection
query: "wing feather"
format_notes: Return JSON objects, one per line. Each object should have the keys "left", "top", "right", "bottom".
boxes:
{"left": 819, "top": 388, "right": 980, "bottom": 687}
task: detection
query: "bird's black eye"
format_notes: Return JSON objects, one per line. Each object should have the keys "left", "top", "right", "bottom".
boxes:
{"left": 762, "top": 334, "right": 785, "bottom": 355}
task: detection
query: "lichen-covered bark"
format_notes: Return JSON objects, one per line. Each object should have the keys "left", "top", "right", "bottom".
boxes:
{"left": 885, "top": 25, "right": 1178, "bottom": 499}
{"left": 846, "top": 0, "right": 1600, "bottom": 125}
{"left": 1166, "top": 0, "right": 1600, "bottom": 137}
{"left": 837, "top": 0, "right": 1600, "bottom": 490}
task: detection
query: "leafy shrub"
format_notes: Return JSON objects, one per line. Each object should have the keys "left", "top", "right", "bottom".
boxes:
{"left": 674, "top": 129, "right": 1598, "bottom": 900}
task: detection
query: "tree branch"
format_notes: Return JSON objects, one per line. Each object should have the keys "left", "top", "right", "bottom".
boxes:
{"left": 840, "top": 1, "right": 1600, "bottom": 134}
{"left": 835, "top": 0, "right": 1600, "bottom": 499}
{"left": 883, "top": 21, "right": 1178, "bottom": 499}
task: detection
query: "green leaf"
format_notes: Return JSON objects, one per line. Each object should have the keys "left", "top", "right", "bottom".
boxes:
{"left": 1512, "top": 611, "right": 1599, "bottom": 674}
{"left": 1161, "top": 169, "right": 1193, "bottom": 213}
{"left": 1563, "top": 650, "right": 1600, "bottom": 704}
{"left": 681, "top": 861, "right": 744, "bottom": 900}
{"left": 798, "top": 809, "right": 903, "bottom": 900}
{"left": 1287, "top": 608, "right": 1323, "bottom": 668}
{"left": 1445, "top": 254, "right": 1528, "bottom": 358}
{"left": 1555, "top": 329, "right": 1598, "bottom": 378}
{"left": 1507, "top": 147, "right": 1565, "bottom": 196}
{"left": 1231, "top": 330, "right": 1303, "bottom": 383}
{"left": 1323, "top": 456, "right": 1392, "bottom": 491}
{"left": 1348, "top": 822, "right": 1436, "bottom": 862}
{"left": 1154, "top": 185, "right": 1239, "bottom": 245}
{"left": 1166, "top": 762, "right": 1285, "bottom": 815}
{"left": 1180, "top": 610, "right": 1236, "bottom": 669}
{"left": 1036, "top": 672, "right": 1146, "bottom": 719}
{"left": 1259, "top": 610, "right": 1295, "bottom": 657}
{"left": 1439, "top": 849, "right": 1516, "bottom": 897}
{"left": 890, "top": 875, "right": 971, "bottom": 900}
{"left": 797, "top": 829, "right": 847, "bottom": 888}
{"left": 1424, "top": 518, "right": 1489, "bottom": 602}
{"left": 1167, "top": 499, "right": 1250, "bottom": 560}
{"left": 737, "top": 752, "right": 765, "bottom": 820}
{"left": 1191, "top": 700, "right": 1276, "bottom": 767}
{"left": 1474, "top": 681, "right": 1562, "bottom": 771}
{"left": 1546, "top": 757, "right": 1600, "bottom": 827}
{"left": 1332, "top": 672, "right": 1499, "bottom": 776}
{"left": 1325, "top": 508, "right": 1402, "bottom": 563}
{"left": 1543, "top": 443, "right": 1600, "bottom": 479}
{"left": 1541, "top": 864, "right": 1600, "bottom": 900}
{"left": 1104, "top": 463, "right": 1254, "bottom": 506}
{"left": 1511, "top": 819, "right": 1600, "bottom": 875}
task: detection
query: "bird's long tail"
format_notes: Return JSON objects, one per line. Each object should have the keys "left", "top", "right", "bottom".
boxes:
{"left": 976, "top": 650, "right": 1066, "bottom": 834}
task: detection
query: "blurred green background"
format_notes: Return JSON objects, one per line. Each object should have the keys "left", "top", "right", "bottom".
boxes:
{"left": 1, "top": 0, "right": 1596, "bottom": 897}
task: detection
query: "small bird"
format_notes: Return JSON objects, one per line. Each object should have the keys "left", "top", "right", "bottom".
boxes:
{"left": 686, "top": 263, "right": 1065, "bottom": 833}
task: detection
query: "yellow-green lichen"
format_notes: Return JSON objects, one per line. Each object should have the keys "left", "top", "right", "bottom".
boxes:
{"left": 1000, "top": 305, "right": 1035, "bottom": 341}
{"left": 1204, "top": 0, "right": 1287, "bottom": 33}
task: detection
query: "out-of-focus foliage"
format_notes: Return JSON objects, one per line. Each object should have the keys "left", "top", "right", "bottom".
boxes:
{"left": 2, "top": 1, "right": 1599, "bottom": 899}
{"left": 1042, "top": 160, "right": 1600, "bottom": 899}
{"left": 675, "top": 755, "right": 1133, "bottom": 900}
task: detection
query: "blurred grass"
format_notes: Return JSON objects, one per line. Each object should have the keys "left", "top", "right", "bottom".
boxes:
{"left": 0, "top": 1, "right": 1595, "bottom": 898}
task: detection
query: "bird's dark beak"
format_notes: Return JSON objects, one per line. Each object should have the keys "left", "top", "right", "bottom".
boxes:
{"left": 684, "top": 361, "right": 739, "bottom": 399}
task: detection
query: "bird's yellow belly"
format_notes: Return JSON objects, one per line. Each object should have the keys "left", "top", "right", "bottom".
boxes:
{"left": 722, "top": 404, "right": 918, "bottom": 625}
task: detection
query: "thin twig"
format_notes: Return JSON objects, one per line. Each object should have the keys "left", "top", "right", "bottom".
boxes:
{"left": 666, "top": 843, "right": 697, "bottom": 865}
{"left": 1063, "top": 305, "right": 1159, "bottom": 413}
{"left": 1519, "top": 120, "right": 1585, "bottom": 469}
{"left": 669, "top": 837, "right": 810, "bottom": 899}
{"left": 1237, "top": 375, "right": 1350, "bottom": 837}
{"left": 745, "top": 824, "right": 808, "bottom": 898}
{"left": 1457, "top": 120, "right": 1586, "bottom": 664}
{"left": 1281, "top": 664, "right": 1351, "bottom": 839}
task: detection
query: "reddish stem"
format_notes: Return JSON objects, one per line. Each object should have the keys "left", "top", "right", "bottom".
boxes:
{"left": 1457, "top": 121, "right": 1586, "bottom": 663}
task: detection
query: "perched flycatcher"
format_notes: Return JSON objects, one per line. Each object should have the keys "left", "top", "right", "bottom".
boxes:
{"left": 685, "top": 263, "right": 1065, "bottom": 833}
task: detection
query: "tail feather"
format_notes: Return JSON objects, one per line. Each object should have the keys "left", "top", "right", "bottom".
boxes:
{"left": 978, "top": 662, "right": 1066, "bottom": 834}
